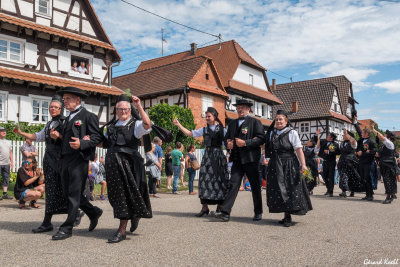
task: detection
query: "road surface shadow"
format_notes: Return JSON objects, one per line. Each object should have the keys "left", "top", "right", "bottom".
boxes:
{"left": 311, "top": 194, "right": 384, "bottom": 204}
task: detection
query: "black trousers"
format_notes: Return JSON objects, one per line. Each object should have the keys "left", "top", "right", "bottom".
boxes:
{"left": 322, "top": 160, "right": 336, "bottom": 194}
{"left": 360, "top": 162, "right": 373, "bottom": 197}
{"left": 220, "top": 161, "right": 262, "bottom": 215}
{"left": 59, "top": 154, "right": 100, "bottom": 233}
{"left": 148, "top": 174, "right": 157, "bottom": 194}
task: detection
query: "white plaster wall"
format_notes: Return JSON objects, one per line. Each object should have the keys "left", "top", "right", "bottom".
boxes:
{"left": 18, "top": 0, "right": 34, "bottom": 18}
{"left": 232, "top": 63, "right": 267, "bottom": 90}
{"left": 53, "top": 10, "right": 67, "bottom": 27}
{"left": 71, "top": 1, "right": 80, "bottom": 15}
{"left": 47, "top": 48, "right": 58, "bottom": 56}
{"left": 2, "top": 0, "right": 17, "bottom": 13}
{"left": 66, "top": 16, "right": 80, "bottom": 32}
{"left": 36, "top": 16, "right": 51, "bottom": 27}
{"left": 53, "top": 0, "right": 71, "bottom": 11}
{"left": 93, "top": 57, "right": 107, "bottom": 81}
{"left": 82, "top": 20, "right": 96, "bottom": 36}
{"left": 46, "top": 57, "right": 58, "bottom": 73}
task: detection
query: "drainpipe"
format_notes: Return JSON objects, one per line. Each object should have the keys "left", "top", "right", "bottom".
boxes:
{"left": 184, "top": 86, "right": 188, "bottom": 108}
{"left": 107, "top": 61, "right": 120, "bottom": 121}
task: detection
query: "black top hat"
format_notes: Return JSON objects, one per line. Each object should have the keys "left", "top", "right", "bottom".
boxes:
{"left": 233, "top": 98, "right": 253, "bottom": 107}
{"left": 57, "top": 87, "right": 88, "bottom": 99}
{"left": 329, "top": 132, "right": 337, "bottom": 140}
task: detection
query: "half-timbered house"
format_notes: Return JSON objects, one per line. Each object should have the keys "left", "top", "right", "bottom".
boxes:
{"left": 0, "top": 0, "right": 122, "bottom": 124}
{"left": 273, "top": 76, "right": 358, "bottom": 142}
{"left": 115, "top": 40, "right": 282, "bottom": 128}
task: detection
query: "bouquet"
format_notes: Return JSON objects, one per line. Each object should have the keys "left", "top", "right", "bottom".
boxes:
{"left": 328, "top": 144, "right": 336, "bottom": 152}
{"left": 363, "top": 144, "right": 369, "bottom": 151}
{"left": 301, "top": 169, "right": 314, "bottom": 181}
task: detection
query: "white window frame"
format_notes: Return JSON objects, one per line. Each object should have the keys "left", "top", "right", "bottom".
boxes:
{"left": 69, "top": 51, "right": 93, "bottom": 79}
{"left": 300, "top": 122, "right": 310, "bottom": 133}
{"left": 0, "top": 92, "right": 6, "bottom": 121}
{"left": 0, "top": 36, "right": 24, "bottom": 65}
{"left": 30, "top": 95, "right": 51, "bottom": 123}
{"left": 249, "top": 74, "right": 254, "bottom": 86}
{"left": 35, "top": 0, "right": 52, "bottom": 18}
{"left": 202, "top": 95, "right": 213, "bottom": 117}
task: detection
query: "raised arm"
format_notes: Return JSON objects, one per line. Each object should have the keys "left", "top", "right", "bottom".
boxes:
{"left": 173, "top": 118, "right": 193, "bottom": 137}
{"left": 15, "top": 125, "right": 37, "bottom": 141}
{"left": 132, "top": 96, "right": 151, "bottom": 130}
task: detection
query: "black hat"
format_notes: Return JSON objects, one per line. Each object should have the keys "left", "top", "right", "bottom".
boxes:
{"left": 57, "top": 87, "right": 88, "bottom": 99}
{"left": 206, "top": 107, "right": 218, "bottom": 116}
{"left": 329, "top": 132, "right": 337, "bottom": 140}
{"left": 386, "top": 130, "right": 395, "bottom": 139}
{"left": 116, "top": 94, "right": 132, "bottom": 104}
{"left": 233, "top": 99, "right": 253, "bottom": 107}
{"left": 51, "top": 94, "right": 63, "bottom": 103}
{"left": 276, "top": 110, "right": 288, "bottom": 117}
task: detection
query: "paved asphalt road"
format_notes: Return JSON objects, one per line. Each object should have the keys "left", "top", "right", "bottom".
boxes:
{"left": 0, "top": 184, "right": 399, "bottom": 266}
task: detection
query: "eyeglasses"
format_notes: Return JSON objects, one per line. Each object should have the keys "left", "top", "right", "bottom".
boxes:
{"left": 116, "top": 108, "right": 131, "bottom": 112}
{"left": 49, "top": 106, "right": 61, "bottom": 110}
{"left": 24, "top": 160, "right": 32, "bottom": 165}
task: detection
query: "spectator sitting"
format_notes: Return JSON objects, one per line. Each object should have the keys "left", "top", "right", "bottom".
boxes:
{"left": 153, "top": 137, "right": 163, "bottom": 189}
{"left": 71, "top": 61, "right": 78, "bottom": 72}
{"left": 20, "top": 138, "right": 38, "bottom": 166}
{"left": 95, "top": 155, "right": 107, "bottom": 200}
{"left": 78, "top": 61, "right": 90, "bottom": 75}
{"left": 14, "top": 156, "right": 44, "bottom": 209}
{"left": 164, "top": 146, "right": 173, "bottom": 189}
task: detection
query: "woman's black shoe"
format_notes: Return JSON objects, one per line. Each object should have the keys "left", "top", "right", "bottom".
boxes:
{"left": 349, "top": 192, "right": 355, "bottom": 197}
{"left": 392, "top": 194, "right": 397, "bottom": 199}
{"left": 107, "top": 232, "right": 126, "bottom": 243}
{"left": 130, "top": 217, "right": 140, "bottom": 233}
{"left": 339, "top": 192, "right": 347, "bottom": 198}
{"left": 32, "top": 224, "right": 53, "bottom": 233}
{"left": 195, "top": 209, "right": 210, "bottom": 217}
{"left": 382, "top": 195, "right": 393, "bottom": 204}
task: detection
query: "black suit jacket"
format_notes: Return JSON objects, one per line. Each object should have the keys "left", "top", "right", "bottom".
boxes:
{"left": 225, "top": 116, "right": 265, "bottom": 165}
{"left": 63, "top": 107, "right": 103, "bottom": 161}
{"left": 318, "top": 139, "right": 341, "bottom": 163}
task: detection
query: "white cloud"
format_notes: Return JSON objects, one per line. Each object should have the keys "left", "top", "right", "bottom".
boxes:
{"left": 375, "top": 79, "right": 400, "bottom": 94}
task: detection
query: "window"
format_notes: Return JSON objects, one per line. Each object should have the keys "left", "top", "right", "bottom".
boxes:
{"left": 36, "top": 0, "right": 51, "bottom": 17}
{"left": 71, "top": 55, "right": 91, "bottom": 75}
{"left": 202, "top": 95, "right": 213, "bottom": 117}
{"left": 0, "top": 39, "right": 22, "bottom": 63}
{"left": 300, "top": 123, "right": 309, "bottom": 133}
{"left": 32, "top": 99, "right": 50, "bottom": 122}
{"left": 249, "top": 74, "right": 254, "bottom": 86}
{"left": 159, "top": 98, "right": 168, "bottom": 104}
{"left": 205, "top": 73, "right": 209, "bottom": 80}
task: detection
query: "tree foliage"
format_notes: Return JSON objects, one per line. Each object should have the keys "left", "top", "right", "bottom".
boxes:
{"left": 148, "top": 104, "right": 196, "bottom": 150}
{"left": 0, "top": 122, "right": 45, "bottom": 141}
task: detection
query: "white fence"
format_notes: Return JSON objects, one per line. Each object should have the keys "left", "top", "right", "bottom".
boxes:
{"left": 10, "top": 141, "right": 205, "bottom": 180}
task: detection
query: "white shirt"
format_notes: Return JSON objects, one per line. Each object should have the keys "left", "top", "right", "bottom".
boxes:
{"left": 78, "top": 66, "right": 88, "bottom": 74}
{"left": 191, "top": 124, "right": 227, "bottom": 138}
{"left": 269, "top": 128, "right": 302, "bottom": 150}
{"left": 35, "top": 122, "right": 57, "bottom": 142}
{"left": 383, "top": 138, "right": 395, "bottom": 150}
{"left": 67, "top": 105, "right": 82, "bottom": 121}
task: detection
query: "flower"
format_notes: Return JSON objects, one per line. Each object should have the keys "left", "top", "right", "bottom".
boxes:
{"left": 363, "top": 144, "right": 369, "bottom": 151}
{"left": 75, "top": 120, "right": 82, "bottom": 127}
{"left": 241, "top": 127, "right": 248, "bottom": 135}
{"left": 301, "top": 169, "right": 314, "bottom": 181}
{"left": 328, "top": 144, "right": 335, "bottom": 152}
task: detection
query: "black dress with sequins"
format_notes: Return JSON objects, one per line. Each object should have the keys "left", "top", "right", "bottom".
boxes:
{"left": 303, "top": 146, "right": 318, "bottom": 192}
{"left": 337, "top": 140, "right": 364, "bottom": 192}
{"left": 377, "top": 142, "right": 397, "bottom": 195}
{"left": 103, "top": 119, "right": 152, "bottom": 220}
{"left": 266, "top": 128, "right": 312, "bottom": 215}
{"left": 43, "top": 119, "right": 68, "bottom": 215}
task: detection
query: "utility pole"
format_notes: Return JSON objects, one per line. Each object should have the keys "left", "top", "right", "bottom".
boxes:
{"left": 161, "top": 28, "right": 167, "bottom": 56}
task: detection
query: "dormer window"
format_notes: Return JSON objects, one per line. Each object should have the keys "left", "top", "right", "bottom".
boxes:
{"left": 71, "top": 55, "right": 91, "bottom": 75}
{"left": 249, "top": 74, "right": 254, "bottom": 86}
{"left": 36, "top": 0, "right": 52, "bottom": 17}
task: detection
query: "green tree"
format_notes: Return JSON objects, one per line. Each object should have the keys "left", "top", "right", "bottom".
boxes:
{"left": 148, "top": 104, "right": 196, "bottom": 150}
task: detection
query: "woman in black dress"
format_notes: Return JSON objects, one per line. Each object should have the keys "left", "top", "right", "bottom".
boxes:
{"left": 173, "top": 107, "right": 228, "bottom": 216}
{"left": 16, "top": 95, "right": 84, "bottom": 233}
{"left": 373, "top": 129, "right": 397, "bottom": 204}
{"left": 102, "top": 94, "right": 152, "bottom": 243}
{"left": 303, "top": 137, "right": 318, "bottom": 195}
{"left": 337, "top": 129, "right": 362, "bottom": 197}
{"left": 265, "top": 110, "right": 312, "bottom": 227}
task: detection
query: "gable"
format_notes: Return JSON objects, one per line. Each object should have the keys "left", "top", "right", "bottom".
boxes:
{"left": 191, "top": 60, "right": 221, "bottom": 90}
{"left": 330, "top": 88, "right": 342, "bottom": 114}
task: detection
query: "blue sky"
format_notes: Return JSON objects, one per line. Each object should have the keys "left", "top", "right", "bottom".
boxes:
{"left": 92, "top": 0, "right": 400, "bottom": 131}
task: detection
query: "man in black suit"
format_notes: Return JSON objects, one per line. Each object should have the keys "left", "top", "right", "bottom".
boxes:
{"left": 355, "top": 126, "right": 377, "bottom": 201}
{"left": 51, "top": 87, "right": 103, "bottom": 240}
{"left": 215, "top": 99, "right": 265, "bottom": 222}
{"left": 315, "top": 129, "right": 340, "bottom": 197}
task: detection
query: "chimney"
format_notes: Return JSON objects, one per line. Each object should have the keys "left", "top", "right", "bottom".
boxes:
{"left": 272, "top": 79, "right": 276, "bottom": 91}
{"left": 190, "top": 43, "right": 197, "bottom": 55}
{"left": 292, "top": 101, "right": 298, "bottom": 113}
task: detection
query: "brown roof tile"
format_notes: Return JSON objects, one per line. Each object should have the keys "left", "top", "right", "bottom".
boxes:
{"left": 226, "top": 111, "right": 272, "bottom": 126}
{"left": 228, "top": 80, "right": 282, "bottom": 104}
{"left": 113, "top": 56, "right": 227, "bottom": 98}
{"left": 0, "top": 66, "right": 123, "bottom": 95}
{"left": 0, "top": 13, "right": 120, "bottom": 60}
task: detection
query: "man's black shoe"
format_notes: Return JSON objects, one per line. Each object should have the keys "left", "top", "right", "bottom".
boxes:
{"left": 367, "top": 196, "right": 374, "bottom": 201}
{"left": 253, "top": 214, "right": 262, "bottom": 221}
{"left": 324, "top": 192, "right": 329, "bottom": 196}
{"left": 349, "top": 192, "right": 355, "bottom": 197}
{"left": 32, "top": 224, "right": 53, "bottom": 233}
{"left": 74, "top": 210, "right": 85, "bottom": 227}
{"left": 130, "top": 217, "right": 140, "bottom": 233}
{"left": 88, "top": 208, "right": 103, "bottom": 232}
{"left": 52, "top": 231, "right": 72, "bottom": 240}
{"left": 107, "top": 232, "right": 126, "bottom": 243}
{"left": 328, "top": 193, "right": 333, "bottom": 197}
{"left": 214, "top": 211, "right": 230, "bottom": 222}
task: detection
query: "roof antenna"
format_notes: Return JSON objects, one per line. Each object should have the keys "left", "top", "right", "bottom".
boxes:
{"left": 218, "top": 34, "right": 222, "bottom": 50}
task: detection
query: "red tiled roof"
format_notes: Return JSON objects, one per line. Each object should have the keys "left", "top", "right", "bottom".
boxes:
{"left": 359, "top": 119, "right": 377, "bottom": 129}
{"left": 329, "top": 111, "right": 351, "bottom": 123}
{"left": 113, "top": 56, "right": 227, "bottom": 98}
{"left": 225, "top": 111, "right": 273, "bottom": 126}
{"left": 228, "top": 80, "right": 282, "bottom": 104}
{"left": 0, "top": 66, "right": 123, "bottom": 95}
{"left": 0, "top": 13, "right": 120, "bottom": 60}
{"left": 137, "top": 40, "right": 265, "bottom": 88}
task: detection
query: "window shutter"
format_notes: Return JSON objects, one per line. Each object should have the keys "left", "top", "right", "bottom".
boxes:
{"left": 58, "top": 50, "right": 71, "bottom": 72}
{"left": 19, "top": 96, "right": 32, "bottom": 122}
{"left": 92, "top": 58, "right": 104, "bottom": 79}
{"left": 7, "top": 94, "right": 18, "bottom": 122}
{"left": 24, "top": 42, "right": 38, "bottom": 66}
